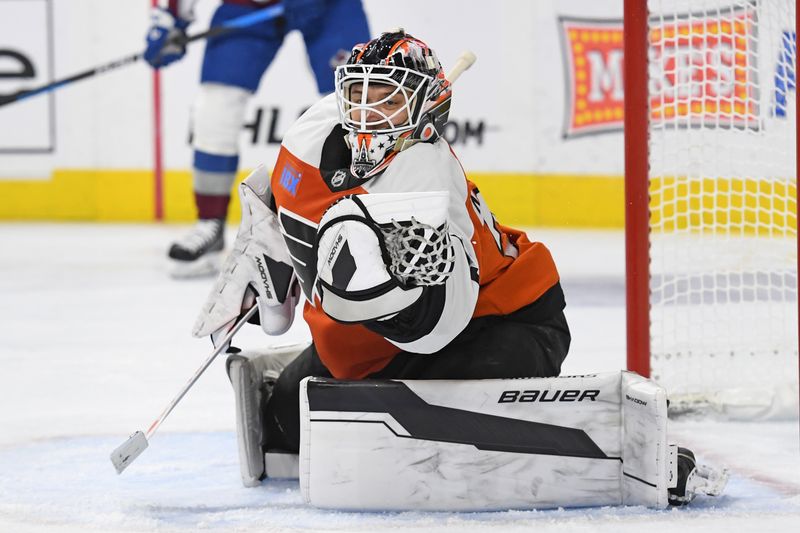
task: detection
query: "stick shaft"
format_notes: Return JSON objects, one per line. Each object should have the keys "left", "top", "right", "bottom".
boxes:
{"left": 445, "top": 51, "right": 477, "bottom": 84}
{"left": 179, "top": 3, "right": 284, "bottom": 44}
{"left": 145, "top": 305, "right": 259, "bottom": 439}
{"left": 0, "top": 54, "right": 142, "bottom": 107}
{"left": 0, "top": 4, "right": 285, "bottom": 108}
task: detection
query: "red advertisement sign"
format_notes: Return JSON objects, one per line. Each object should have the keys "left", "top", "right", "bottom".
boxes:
{"left": 560, "top": 7, "right": 758, "bottom": 137}
{"left": 561, "top": 19, "right": 625, "bottom": 137}
{"left": 649, "top": 7, "right": 757, "bottom": 128}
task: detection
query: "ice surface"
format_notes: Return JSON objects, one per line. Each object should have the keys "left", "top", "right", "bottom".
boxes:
{"left": 0, "top": 224, "right": 798, "bottom": 532}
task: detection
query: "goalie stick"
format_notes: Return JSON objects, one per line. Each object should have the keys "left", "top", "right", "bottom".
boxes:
{"left": 0, "top": 4, "right": 285, "bottom": 108}
{"left": 110, "top": 305, "right": 258, "bottom": 474}
{"left": 445, "top": 50, "right": 477, "bottom": 84}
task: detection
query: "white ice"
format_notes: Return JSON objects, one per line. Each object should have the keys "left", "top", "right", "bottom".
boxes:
{"left": 0, "top": 224, "right": 798, "bottom": 533}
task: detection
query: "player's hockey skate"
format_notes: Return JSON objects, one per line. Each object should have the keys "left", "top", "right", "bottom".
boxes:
{"left": 226, "top": 343, "right": 307, "bottom": 487}
{"left": 168, "top": 218, "right": 224, "bottom": 278}
{"left": 668, "top": 447, "right": 729, "bottom": 506}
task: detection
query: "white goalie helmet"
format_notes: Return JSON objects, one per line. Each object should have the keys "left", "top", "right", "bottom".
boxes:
{"left": 334, "top": 30, "right": 453, "bottom": 180}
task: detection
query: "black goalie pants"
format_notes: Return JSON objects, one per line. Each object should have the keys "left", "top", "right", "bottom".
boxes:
{"left": 262, "top": 287, "right": 571, "bottom": 453}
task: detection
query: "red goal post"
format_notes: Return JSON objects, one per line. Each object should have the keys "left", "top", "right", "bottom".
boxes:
{"left": 623, "top": 0, "right": 799, "bottom": 417}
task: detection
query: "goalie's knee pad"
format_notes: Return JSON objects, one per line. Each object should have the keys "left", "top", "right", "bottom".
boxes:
{"left": 191, "top": 82, "right": 251, "bottom": 156}
{"left": 226, "top": 342, "right": 307, "bottom": 487}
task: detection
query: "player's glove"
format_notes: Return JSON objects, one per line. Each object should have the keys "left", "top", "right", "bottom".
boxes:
{"left": 144, "top": 7, "right": 190, "bottom": 69}
{"left": 193, "top": 165, "right": 300, "bottom": 349}
{"left": 315, "top": 191, "right": 456, "bottom": 323}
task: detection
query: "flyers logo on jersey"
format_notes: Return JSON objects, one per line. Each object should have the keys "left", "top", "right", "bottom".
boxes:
{"left": 279, "top": 163, "right": 302, "bottom": 196}
{"left": 277, "top": 207, "right": 319, "bottom": 302}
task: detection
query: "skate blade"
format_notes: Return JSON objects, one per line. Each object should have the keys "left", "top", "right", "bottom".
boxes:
{"left": 169, "top": 251, "right": 223, "bottom": 279}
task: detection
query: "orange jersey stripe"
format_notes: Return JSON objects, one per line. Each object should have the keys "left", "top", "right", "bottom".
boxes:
{"left": 463, "top": 179, "right": 560, "bottom": 317}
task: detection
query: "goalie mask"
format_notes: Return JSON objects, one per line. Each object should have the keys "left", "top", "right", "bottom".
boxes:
{"left": 334, "top": 30, "right": 453, "bottom": 180}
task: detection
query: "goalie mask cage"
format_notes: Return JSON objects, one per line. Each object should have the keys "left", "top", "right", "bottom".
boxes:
{"left": 624, "top": 0, "right": 799, "bottom": 417}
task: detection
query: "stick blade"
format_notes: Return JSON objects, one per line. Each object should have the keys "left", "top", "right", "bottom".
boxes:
{"left": 110, "top": 431, "right": 149, "bottom": 474}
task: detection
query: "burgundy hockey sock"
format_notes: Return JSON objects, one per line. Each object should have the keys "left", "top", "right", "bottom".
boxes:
{"left": 195, "top": 193, "right": 230, "bottom": 220}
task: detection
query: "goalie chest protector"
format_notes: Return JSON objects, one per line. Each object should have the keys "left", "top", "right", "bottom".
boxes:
{"left": 270, "top": 94, "right": 561, "bottom": 379}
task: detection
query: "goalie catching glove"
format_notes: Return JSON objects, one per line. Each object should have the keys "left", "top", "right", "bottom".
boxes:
{"left": 193, "top": 165, "right": 300, "bottom": 347}
{"left": 315, "top": 191, "right": 456, "bottom": 323}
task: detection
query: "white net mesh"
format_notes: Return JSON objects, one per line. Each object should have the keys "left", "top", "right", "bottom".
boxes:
{"left": 381, "top": 218, "right": 456, "bottom": 287}
{"left": 646, "top": 0, "right": 799, "bottom": 416}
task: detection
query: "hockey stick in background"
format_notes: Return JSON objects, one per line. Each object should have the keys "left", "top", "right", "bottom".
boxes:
{"left": 0, "top": 4, "right": 285, "bottom": 108}
{"left": 110, "top": 305, "right": 258, "bottom": 474}
{"left": 445, "top": 50, "right": 477, "bottom": 84}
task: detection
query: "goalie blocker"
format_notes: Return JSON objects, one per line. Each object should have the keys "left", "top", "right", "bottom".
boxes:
{"left": 296, "top": 372, "right": 728, "bottom": 510}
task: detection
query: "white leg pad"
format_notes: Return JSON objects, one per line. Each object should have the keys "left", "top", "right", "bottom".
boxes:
{"left": 299, "top": 371, "right": 673, "bottom": 510}
{"left": 192, "top": 83, "right": 251, "bottom": 156}
{"left": 620, "top": 372, "right": 674, "bottom": 507}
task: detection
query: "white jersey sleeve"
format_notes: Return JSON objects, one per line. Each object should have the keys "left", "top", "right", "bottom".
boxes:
{"left": 281, "top": 93, "right": 340, "bottom": 167}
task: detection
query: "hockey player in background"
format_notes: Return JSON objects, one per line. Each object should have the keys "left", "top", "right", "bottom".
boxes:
{"left": 143, "top": 0, "right": 370, "bottom": 277}
{"left": 191, "top": 30, "right": 723, "bottom": 508}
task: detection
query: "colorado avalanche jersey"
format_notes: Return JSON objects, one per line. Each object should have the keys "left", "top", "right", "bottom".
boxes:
{"left": 269, "top": 94, "right": 562, "bottom": 379}
{"left": 165, "top": 0, "right": 279, "bottom": 21}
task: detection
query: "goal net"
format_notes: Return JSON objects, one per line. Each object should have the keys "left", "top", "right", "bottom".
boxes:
{"left": 625, "top": 0, "right": 798, "bottom": 418}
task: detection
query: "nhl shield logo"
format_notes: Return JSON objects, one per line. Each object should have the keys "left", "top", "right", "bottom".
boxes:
{"left": 331, "top": 169, "right": 348, "bottom": 187}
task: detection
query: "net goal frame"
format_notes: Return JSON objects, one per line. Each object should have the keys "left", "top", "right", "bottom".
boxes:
{"left": 623, "top": 0, "right": 799, "bottom": 417}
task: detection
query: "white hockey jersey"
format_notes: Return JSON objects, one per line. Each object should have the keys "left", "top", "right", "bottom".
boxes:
{"left": 270, "top": 94, "right": 561, "bottom": 379}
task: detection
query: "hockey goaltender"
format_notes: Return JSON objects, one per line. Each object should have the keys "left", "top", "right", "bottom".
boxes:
{"left": 190, "top": 30, "right": 728, "bottom": 511}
